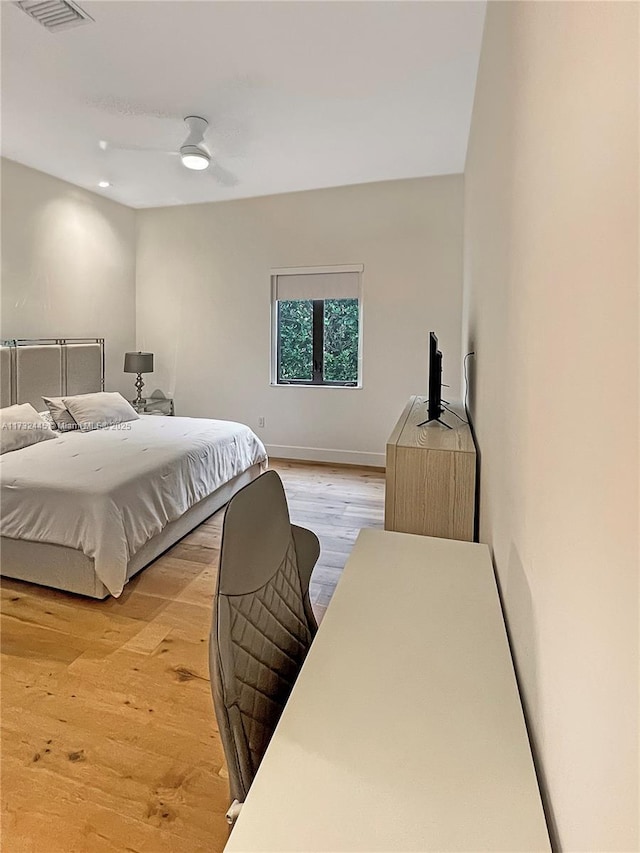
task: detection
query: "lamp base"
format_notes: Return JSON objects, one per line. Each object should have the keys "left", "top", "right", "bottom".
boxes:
{"left": 133, "top": 373, "right": 146, "bottom": 409}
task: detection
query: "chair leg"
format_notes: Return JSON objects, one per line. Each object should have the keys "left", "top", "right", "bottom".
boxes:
{"left": 226, "top": 799, "right": 243, "bottom": 826}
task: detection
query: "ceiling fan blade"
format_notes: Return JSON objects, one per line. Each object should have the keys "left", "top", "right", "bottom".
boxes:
{"left": 100, "top": 140, "right": 177, "bottom": 155}
{"left": 89, "top": 95, "right": 178, "bottom": 120}
{"left": 209, "top": 162, "right": 238, "bottom": 187}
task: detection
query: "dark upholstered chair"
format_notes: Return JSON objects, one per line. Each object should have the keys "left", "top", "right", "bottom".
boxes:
{"left": 208, "top": 470, "right": 320, "bottom": 823}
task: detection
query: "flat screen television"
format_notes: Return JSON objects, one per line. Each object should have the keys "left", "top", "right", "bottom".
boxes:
{"left": 418, "top": 332, "right": 448, "bottom": 426}
{"left": 418, "top": 332, "right": 452, "bottom": 428}
{"left": 427, "top": 331, "right": 443, "bottom": 422}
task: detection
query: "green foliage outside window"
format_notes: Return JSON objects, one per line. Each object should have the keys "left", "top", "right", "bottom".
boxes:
{"left": 277, "top": 300, "right": 313, "bottom": 381}
{"left": 277, "top": 298, "right": 359, "bottom": 384}
{"left": 323, "top": 299, "right": 359, "bottom": 382}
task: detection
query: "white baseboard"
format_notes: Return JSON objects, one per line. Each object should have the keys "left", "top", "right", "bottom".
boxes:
{"left": 265, "top": 444, "right": 385, "bottom": 469}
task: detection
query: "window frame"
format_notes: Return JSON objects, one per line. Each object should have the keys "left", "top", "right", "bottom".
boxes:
{"left": 270, "top": 265, "right": 363, "bottom": 389}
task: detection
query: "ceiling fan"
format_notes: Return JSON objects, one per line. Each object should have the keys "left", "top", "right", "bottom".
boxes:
{"left": 100, "top": 116, "right": 238, "bottom": 186}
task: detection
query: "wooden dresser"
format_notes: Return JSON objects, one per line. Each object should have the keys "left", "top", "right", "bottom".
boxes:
{"left": 385, "top": 396, "right": 476, "bottom": 541}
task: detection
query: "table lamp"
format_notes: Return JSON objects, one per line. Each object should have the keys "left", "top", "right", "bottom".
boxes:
{"left": 124, "top": 351, "right": 154, "bottom": 409}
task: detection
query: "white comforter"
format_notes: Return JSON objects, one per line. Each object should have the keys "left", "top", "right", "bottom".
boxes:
{"left": 0, "top": 416, "right": 267, "bottom": 596}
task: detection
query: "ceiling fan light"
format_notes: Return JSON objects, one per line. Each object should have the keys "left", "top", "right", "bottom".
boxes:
{"left": 182, "top": 154, "right": 209, "bottom": 171}
{"left": 180, "top": 145, "right": 210, "bottom": 171}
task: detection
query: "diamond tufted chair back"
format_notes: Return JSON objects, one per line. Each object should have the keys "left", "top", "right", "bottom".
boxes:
{"left": 209, "top": 470, "right": 320, "bottom": 809}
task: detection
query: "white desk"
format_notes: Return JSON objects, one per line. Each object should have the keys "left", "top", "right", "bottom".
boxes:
{"left": 225, "top": 529, "right": 551, "bottom": 853}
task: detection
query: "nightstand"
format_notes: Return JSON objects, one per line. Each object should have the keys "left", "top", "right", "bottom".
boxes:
{"left": 134, "top": 397, "right": 175, "bottom": 416}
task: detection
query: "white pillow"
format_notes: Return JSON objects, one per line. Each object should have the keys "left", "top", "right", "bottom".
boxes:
{"left": 42, "top": 396, "right": 80, "bottom": 431}
{"left": 62, "top": 391, "right": 139, "bottom": 431}
{"left": 38, "top": 410, "right": 57, "bottom": 429}
{"left": 0, "top": 403, "right": 58, "bottom": 455}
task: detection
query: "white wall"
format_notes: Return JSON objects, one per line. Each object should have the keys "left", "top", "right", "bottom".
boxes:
{"left": 0, "top": 158, "right": 136, "bottom": 394}
{"left": 463, "top": 3, "right": 639, "bottom": 850}
{"left": 136, "top": 176, "right": 464, "bottom": 466}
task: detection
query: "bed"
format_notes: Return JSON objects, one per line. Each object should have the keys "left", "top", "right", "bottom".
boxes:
{"left": 0, "top": 339, "right": 267, "bottom": 598}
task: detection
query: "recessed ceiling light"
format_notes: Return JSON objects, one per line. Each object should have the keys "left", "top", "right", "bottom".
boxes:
{"left": 180, "top": 146, "right": 210, "bottom": 171}
{"left": 98, "top": 181, "right": 110, "bottom": 188}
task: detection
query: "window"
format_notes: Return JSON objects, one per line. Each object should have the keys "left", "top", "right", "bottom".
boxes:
{"left": 271, "top": 266, "right": 363, "bottom": 387}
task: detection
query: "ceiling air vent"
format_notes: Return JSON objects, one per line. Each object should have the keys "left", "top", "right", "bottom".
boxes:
{"left": 15, "top": 0, "right": 94, "bottom": 32}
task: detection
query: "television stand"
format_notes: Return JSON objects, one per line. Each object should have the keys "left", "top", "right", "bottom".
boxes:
{"left": 385, "top": 396, "right": 476, "bottom": 541}
{"left": 416, "top": 414, "right": 452, "bottom": 429}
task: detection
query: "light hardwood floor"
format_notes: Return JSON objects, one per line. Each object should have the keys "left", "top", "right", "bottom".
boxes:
{"left": 0, "top": 460, "right": 384, "bottom": 853}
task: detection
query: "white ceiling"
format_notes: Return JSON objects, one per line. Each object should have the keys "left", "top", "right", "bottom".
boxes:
{"left": 1, "top": 1, "right": 485, "bottom": 209}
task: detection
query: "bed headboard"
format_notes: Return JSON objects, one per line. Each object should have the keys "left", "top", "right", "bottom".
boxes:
{"left": 0, "top": 338, "right": 105, "bottom": 410}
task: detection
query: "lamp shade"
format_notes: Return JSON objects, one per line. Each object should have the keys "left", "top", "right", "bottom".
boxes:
{"left": 124, "top": 351, "right": 154, "bottom": 374}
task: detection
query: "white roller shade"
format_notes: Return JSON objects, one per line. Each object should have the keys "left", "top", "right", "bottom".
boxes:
{"left": 275, "top": 271, "right": 359, "bottom": 302}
